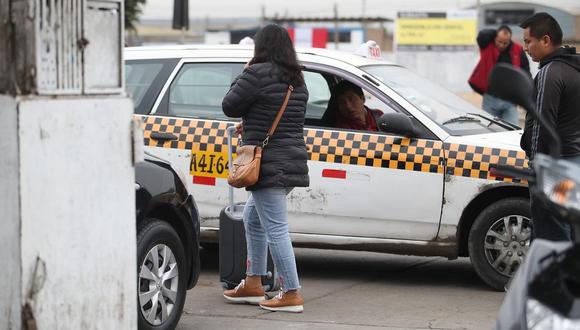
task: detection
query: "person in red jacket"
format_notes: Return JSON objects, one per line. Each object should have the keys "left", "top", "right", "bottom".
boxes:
{"left": 469, "top": 25, "right": 530, "bottom": 126}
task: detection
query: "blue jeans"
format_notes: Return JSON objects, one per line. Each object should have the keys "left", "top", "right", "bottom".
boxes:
{"left": 482, "top": 94, "right": 519, "bottom": 126}
{"left": 243, "top": 187, "right": 300, "bottom": 291}
{"left": 530, "top": 155, "right": 580, "bottom": 241}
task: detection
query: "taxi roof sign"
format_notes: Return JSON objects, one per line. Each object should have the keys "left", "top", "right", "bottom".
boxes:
{"left": 238, "top": 37, "right": 254, "bottom": 46}
{"left": 354, "top": 40, "right": 382, "bottom": 59}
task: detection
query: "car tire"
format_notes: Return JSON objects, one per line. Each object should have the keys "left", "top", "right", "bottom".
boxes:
{"left": 468, "top": 198, "right": 531, "bottom": 291}
{"left": 137, "top": 219, "right": 187, "bottom": 330}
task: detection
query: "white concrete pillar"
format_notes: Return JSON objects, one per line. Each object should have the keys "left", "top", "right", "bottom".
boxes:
{"left": 0, "top": 95, "right": 137, "bottom": 329}
{"left": 0, "top": 96, "right": 21, "bottom": 329}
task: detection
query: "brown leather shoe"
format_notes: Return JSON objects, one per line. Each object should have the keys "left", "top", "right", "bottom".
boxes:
{"left": 223, "top": 279, "right": 265, "bottom": 305}
{"left": 259, "top": 290, "right": 304, "bottom": 313}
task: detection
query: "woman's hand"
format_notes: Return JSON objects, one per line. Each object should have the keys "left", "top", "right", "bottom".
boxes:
{"left": 235, "top": 121, "right": 243, "bottom": 135}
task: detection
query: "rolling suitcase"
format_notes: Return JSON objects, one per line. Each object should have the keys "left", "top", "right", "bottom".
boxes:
{"left": 219, "top": 126, "right": 279, "bottom": 291}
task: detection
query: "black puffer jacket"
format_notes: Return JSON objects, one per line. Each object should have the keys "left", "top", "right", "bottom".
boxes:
{"left": 222, "top": 62, "right": 309, "bottom": 190}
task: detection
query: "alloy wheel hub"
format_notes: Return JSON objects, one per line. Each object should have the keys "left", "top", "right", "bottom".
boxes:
{"left": 138, "top": 244, "right": 179, "bottom": 326}
{"left": 483, "top": 215, "right": 532, "bottom": 277}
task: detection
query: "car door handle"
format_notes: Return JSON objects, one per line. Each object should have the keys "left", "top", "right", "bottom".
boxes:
{"left": 150, "top": 132, "right": 178, "bottom": 141}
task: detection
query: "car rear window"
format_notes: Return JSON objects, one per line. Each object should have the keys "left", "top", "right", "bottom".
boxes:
{"left": 125, "top": 58, "right": 178, "bottom": 114}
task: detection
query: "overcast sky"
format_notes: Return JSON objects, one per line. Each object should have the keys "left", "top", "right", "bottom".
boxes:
{"left": 141, "top": 0, "right": 580, "bottom": 20}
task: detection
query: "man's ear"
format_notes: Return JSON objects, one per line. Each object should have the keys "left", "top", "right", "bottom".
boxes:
{"left": 540, "top": 35, "right": 552, "bottom": 48}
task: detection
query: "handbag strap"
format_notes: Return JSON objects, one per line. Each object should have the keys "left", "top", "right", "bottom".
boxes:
{"left": 262, "top": 85, "right": 294, "bottom": 147}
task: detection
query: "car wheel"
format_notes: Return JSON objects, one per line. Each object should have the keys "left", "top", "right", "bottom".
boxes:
{"left": 468, "top": 198, "right": 531, "bottom": 290}
{"left": 137, "top": 219, "right": 187, "bottom": 330}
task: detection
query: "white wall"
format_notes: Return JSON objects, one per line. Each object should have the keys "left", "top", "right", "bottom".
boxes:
{"left": 1, "top": 96, "right": 137, "bottom": 329}
{"left": 396, "top": 51, "right": 478, "bottom": 93}
{"left": 395, "top": 50, "right": 539, "bottom": 93}
{"left": 205, "top": 31, "right": 231, "bottom": 44}
{"left": 0, "top": 96, "right": 21, "bottom": 329}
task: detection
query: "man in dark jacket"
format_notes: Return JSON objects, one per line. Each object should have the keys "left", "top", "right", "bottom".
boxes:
{"left": 519, "top": 12, "right": 580, "bottom": 241}
{"left": 469, "top": 25, "right": 530, "bottom": 125}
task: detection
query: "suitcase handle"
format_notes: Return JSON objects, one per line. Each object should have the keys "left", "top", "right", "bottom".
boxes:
{"left": 226, "top": 126, "right": 236, "bottom": 210}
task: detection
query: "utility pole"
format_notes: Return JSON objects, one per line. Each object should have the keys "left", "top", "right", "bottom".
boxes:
{"left": 362, "top": 0, "right": 367, "bottom": 39}
{"left": 476, "top": 0, "right": 481, "bottom": 29}
{"left": 204, "top": 15, "right": 210, "bottom": 37}
{"left": 362, "top": 0, "right": 366, "bottom": 17}
{"left": 173, "top": 0, "right": 190, "bottom": 44}
{"left": 334, "top": 3, "right": 339, "bottom": 49}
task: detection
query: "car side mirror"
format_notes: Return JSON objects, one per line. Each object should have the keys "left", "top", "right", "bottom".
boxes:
{"left": 378, "top": 113, "right": 417, "bottom": 137}
{"left": 488, "top": 63, "right": 535, "bottom": 113}
{"left": 488, "top": 63, "right": 561, "bottom": 157}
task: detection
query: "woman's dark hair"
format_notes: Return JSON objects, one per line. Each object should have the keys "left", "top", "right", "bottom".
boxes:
{"left": 519, "top": 12, "right": 563, "bottom": 46}
{"left": 249, "top": 24, "right": 305, "bottom": 86}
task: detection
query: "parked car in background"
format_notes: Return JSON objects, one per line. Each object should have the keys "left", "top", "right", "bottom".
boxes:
{"left": 135, "top": 153, "right": 200, "bottom": 330}
{"left": 125, "top": 43, "right": 530, "bottom": 291}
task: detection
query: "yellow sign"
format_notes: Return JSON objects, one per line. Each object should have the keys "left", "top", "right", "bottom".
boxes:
{"left": 190, "top": 151, "right": 231, "bottom": 178}
{"left": 396, "top": 11, "right": 477, "bottom": 46}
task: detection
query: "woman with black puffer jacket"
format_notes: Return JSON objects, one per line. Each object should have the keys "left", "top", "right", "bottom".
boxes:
{"left": 221, "top": 24, "right": 309, "bottom": 313}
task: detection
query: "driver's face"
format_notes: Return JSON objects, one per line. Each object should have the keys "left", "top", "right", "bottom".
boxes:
{"left": 337, "top": 90, "right": 365, "bottom": 120}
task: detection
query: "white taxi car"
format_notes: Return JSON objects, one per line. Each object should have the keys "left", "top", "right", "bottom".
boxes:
{"left": 125, "top": 43, "right": 530, "bottom": 290}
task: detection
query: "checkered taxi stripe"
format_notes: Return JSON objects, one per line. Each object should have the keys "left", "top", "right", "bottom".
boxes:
{"left": 304, "top": 129, "right": 443, "bottom": 173}
{"left": 444, "top": 143, "right": 528, "bottom": 183}
{"left": 140, "top": 116, "right": 528, "bottom": 182}
{"left": 142, "top": 116, "right": 233, "bottom": 153}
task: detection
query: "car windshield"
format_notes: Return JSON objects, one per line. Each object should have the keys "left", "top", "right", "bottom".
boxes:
{"left": 361, "top": 65, "right": 512, "bottom": 136}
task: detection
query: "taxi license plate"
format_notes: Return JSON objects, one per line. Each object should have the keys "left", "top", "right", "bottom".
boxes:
{"left": 189, "top": 151, "right": 231, "bottom": 178}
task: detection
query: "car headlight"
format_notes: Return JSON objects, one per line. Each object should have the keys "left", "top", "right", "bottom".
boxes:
{"left": 535, "top": 155, "right": 580, "bottom": 213}
{"left": 542, "top": 171, "right": 580, "bottom": 211}
{"left": 550, "top": 179, "right": 579, "bottom": 207}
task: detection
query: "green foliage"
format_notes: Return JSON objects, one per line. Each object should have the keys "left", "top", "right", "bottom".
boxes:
{"left": 125, "top": 0, "right": 147, "bottom": 31}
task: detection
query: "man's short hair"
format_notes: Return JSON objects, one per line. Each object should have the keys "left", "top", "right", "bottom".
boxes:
{"left": 497, "top": 25, "right": 512, "bottom": 35}
{"left": 332, "top": 80, "right": 364, "bottom": 98}
{"left": 519, "top": 12, "right": 563, "bottom": 45}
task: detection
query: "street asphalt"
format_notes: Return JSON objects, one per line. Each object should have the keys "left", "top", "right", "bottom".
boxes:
{"left": 177, "top": 246, "right": 504, "bottom": 329}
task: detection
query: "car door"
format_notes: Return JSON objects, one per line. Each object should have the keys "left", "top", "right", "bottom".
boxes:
{"left": 139, "top": 59, "right": 247, "bottom": 228}
{"left": 287, "top": 66, "right": 445, "bottom": 240}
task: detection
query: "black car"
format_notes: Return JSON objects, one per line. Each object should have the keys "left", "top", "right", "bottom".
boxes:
{"left": 135, "top": 153, "right": 200, "bottom": 330}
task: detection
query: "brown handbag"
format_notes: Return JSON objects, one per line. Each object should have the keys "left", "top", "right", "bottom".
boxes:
{"left": 228, "top": 85, "right": 294, "bottom": 188}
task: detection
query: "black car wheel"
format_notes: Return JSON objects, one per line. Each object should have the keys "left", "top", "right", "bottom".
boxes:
{"left": 137, "top": 219, "right": 187, "bottom": 330}
{"left": 468, "top": 198, "right": 532, "bottom": 290}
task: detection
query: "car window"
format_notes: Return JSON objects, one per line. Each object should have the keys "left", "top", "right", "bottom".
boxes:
{"left": 125, "top": 59, "right": 177, "bottom": 114}
{"left": 362, "top": 90, "right": 398, "bottom": 116}
{"left": 168, "top": 63, "right": 244, "bottom": 119}
{"left": 303, "top": 71, "right": 331, "bottom": 120}
{"left": 126, "top": 63, "right": 161, "bottom": 106}
{"left": 303, "top": 72, "right": 397, "bottom": 124}
{"left": 304, "top": 73, "right": 399, "bottom": 132}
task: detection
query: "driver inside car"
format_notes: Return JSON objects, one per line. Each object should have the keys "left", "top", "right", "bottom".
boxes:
{"left": 322, "top": 80, "right": 384, "bottom": 131}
